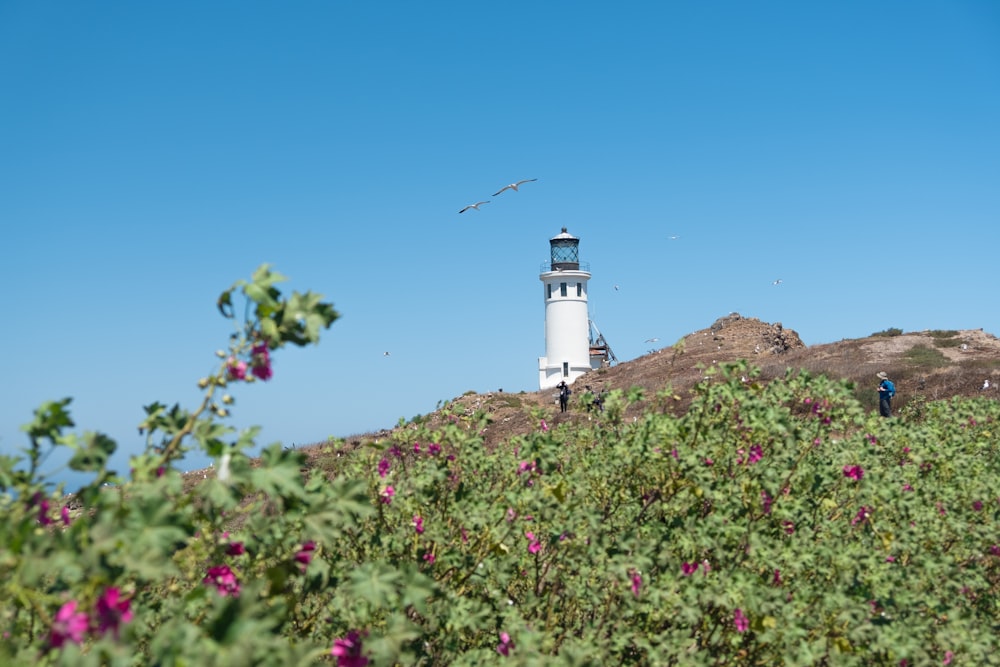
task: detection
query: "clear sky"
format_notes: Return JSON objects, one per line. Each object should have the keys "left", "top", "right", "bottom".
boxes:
{"left": 3, "top": 1, "right": 999, "bottom": 487}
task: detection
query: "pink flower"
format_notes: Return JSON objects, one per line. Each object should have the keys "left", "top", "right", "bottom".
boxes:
{"left": 428, "top": 442, "right": 442, "bottom": 455}
{"left": 852, "top": 506, "right": 870, "bottom": 526}
{"left": 47, "top": 600, "right": 89, "bottom": 649}
{"left": 681, "top": 562, "right": 699, "bottom": 576}
{"left": 497, "top": 631, "right": 514, "bottom": 656}
{"left": 772, "top": 569, "right": 782, "bottom": 586}
{"left": 902, "top": 483, "right": 914, "bottom": 492}
{"left": 94, "top": 587, "right": 133, "bottom": 639}
{"left": 295, "top": 541, "right": 317, "bottom": 571}
{"left": 30, "top": 492, "right": 53, "bottom": 526}
{"left": 761, "top": 490, "right": 773, "bottom": 515}
{"left": 60, "top": 506, "right": 71, "bottom": 526}
{"left": 630, "top": 570, "right": 642, "bottom": 598}
{"left": 704, "top": 458, "right": 713, "bottom": 466}
{"left": 413, "top": 515, "right": 425, "bottom": 534}
{"left": 413, "top": 443, "right": 421, "bottom": 454}
{"left": 943, "top": 650, "right": 954, "bottom": 665}
{"left": 461, "top": 527, "right": 469, "bottom": 543}
{"left": 226, "top": 357, "right": 248, "bottom": 381}
{"left": 747, "top": 444, "right": 763, "bottom": 464}
{"left": 525, "top": 531, "right": 541, "bottom": 554}
{"left": 203, "top": 564, "right": 241, "bottom": 597}
{"left": 377, "top": 458, "right": 390, "bottom": 478}
{"left": 250, "top": 343, "right": 272, "bottom": 381}
{"left": 843, "top": 465, "right": 864, "bottom": 480}
{"left": 540, "top": 419, "right": 549, "bottom": 432}
{"left": 782, "top": 520, "right": 796, "bottom": 535}
{"left": 381, "top": 485, "right": 395, "bottom": 504}
{"left": 734, "top": 608, "right": 749, "bottom": 633}
{"left": 331, "top": 630, "right": 369, "bottom": 667}
{"left": 423, "top": 552, "right": 435, "bottom": 564}
{"left": 973, "top": 500, "right": 984, "bottom": 511}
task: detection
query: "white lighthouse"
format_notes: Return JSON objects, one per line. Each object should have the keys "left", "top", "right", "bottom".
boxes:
{"left": 538, "top": 228, "right": 592, "bottom": 390}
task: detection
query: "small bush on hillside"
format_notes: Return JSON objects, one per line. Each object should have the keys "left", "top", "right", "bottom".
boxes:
{"left": 928, "top": 329, "right": 959, "bottom": 339}
{"left": 904, "top": 344, "right": 950, "bottom": 368}
{"left": 871, "top": 327, "right": 903, "bottom": 337}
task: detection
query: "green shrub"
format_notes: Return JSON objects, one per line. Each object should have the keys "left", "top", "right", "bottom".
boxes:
{"left": 3, "top": 272, "right": 999, "bottom": 666}
{"left": 871, "top": 328, "right": 903, "bottom": 337}
{"left": 904, "top": 344, "right": 950, "bottom": 368}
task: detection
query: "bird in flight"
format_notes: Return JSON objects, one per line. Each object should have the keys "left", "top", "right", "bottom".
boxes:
{"left": 772, "top": 279, "right": 783, "bottom": 286}
{"left": 493, "top": 179, "right": 537, "bottom": 196}
{"left": 668, "top": 235, "right": 680, "bottom": 240}
{"left": 614, "top": 285, "right": 620, "bottom": 291}
{"left": 645, "top": 337, "right": 659, "bottom": 343}
{"left": 383, "top": 351, "right": 391, "bottom": 357}
{"left": 459, "top": 201, "right": 490, "bottom": 214}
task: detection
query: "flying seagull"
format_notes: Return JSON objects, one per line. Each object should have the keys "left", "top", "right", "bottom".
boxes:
{"left": 493, "top": 179, "right": 537, "bottom": 196}
{"left": 645, "top": 337, "right": 659, "bottom": 343}
{"left": 459, "top": 201, "right": 490, "bottom": 214}
{"left": 383, "top": 351, "right": 391, "bottom": 357}
{"left": 614, "top": 285, "right": 620, "bottom": 291}
{"left": 772, "top": 279, "right": 783, "bottom": 286}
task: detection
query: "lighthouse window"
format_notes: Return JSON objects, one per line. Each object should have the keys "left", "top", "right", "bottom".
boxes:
{"left": 547, "top": 284, "right": 552, "bottom": 299}
{"left": 560, "top": 282, "right": 567, "bottom": 297}
{"left": 562, "top": 362, "right": 569, "bottom": 377}
{"left": 576, "top": 283, "right": 582, "bottom": 297}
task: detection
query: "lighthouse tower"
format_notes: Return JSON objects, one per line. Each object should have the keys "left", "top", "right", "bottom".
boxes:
{"left": 538, "top": 228, "right": 592, "bottom": 390}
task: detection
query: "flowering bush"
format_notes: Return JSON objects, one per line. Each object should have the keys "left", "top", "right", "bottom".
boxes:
{"left": 2, "top": 266, "right": 999, "bottom": 665}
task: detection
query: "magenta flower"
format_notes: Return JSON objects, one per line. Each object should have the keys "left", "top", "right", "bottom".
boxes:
{"left": 630, "top": 570, "right": 642, "bottom": 598}
{"left": 94, "top": 587, "right": 133, "bottom": 639}
{"left": 203, "top": 564, "right": 241, "bottom": 597}
{"left": 423, "top": 552, "right": 435, "bottom": 564}
{"left": 973, "top": 500, "right": 984, "bottom": 511}
{"left": 525, "top": 531, "right": 541, "bottom": 554}
{"left": 497, "top": 631, "right": 514, "bottom": 656}
{"left": 761, "top": 490, "right": 773, "bottom": 515}
{"left": 250, "top": 342, "right": 272, "bottom": 381}
{"left": 852, "top": 506, "right": 870, "bottom": 526}
{"left": 226, "top": 357, "right": 248, "bottom": 381}
{"left": 30, "top": 492, "right": 53, "bottom": 526}
{"left": 331, "top": 630, "right": 369, "bottom": 667}
{"left": 681, "top": 562, "right": 699, "bottom": 576}
{"left": 413, "top": 443, "right": 421, "bottom": 454}
{"left": 428, "top": 442, "right": 442, "bottom": 456}
{"left": 943, "top": 650, "right": 954, "bottom": 665}
{"left": 380, "top": 485, "right": 395, "bottom": 504}
{"left": 734, "top": 608, "right": 749, "bottom": 633}
{"left": 413, "top": 515, "right": 425, "bottom": 534}
{"left": 47, "top": 600, "right": 89, "bottom": 649}
{"left": 226, "top": 540, "right": 246, "bottom": 556}
{"left": 540, "top": 419, "right": 549, "bottom": 432}
{"left": 377, "top": 458, "right": 390, "bottom": 478}
{"left": 782, "top": 520, "right": 796, "bottom": 535}
{"left": 843, "top": 465, "right": 864, "bottom": 480}
{"left": 60, "top": 506, "right": 72, "bottom": 526}
{"left": 295, "top": 541, "right": 317, "bottom": 571}
{"left": 747, "top": 444, "right": 763, "bottom": 464}
{"left": 772, "top": 569, "right": 782, "bottom": 586}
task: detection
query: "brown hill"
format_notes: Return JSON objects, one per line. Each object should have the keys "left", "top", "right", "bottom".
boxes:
{"left": 327, "top": 314, "right": 1000, "bottom": 457}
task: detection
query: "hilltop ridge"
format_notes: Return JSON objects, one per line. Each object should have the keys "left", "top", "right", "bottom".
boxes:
{"left": 330, "top": 314, "right": 1000, "bottom": 452}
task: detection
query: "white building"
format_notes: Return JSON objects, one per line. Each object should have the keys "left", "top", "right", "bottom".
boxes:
{"left": 538, "top": 228, "right": 593, "bottom": 390}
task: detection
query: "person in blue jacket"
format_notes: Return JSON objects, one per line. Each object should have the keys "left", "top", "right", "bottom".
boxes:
{"left": 877, "top": 371, "right": 896, "bottom": 417}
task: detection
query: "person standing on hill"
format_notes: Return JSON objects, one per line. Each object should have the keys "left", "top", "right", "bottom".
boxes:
{"left": 877, "top": 371, "right": 896, "bottom": 417}
{"left": 557, "top": 380, "right": 571, "bottom": 413}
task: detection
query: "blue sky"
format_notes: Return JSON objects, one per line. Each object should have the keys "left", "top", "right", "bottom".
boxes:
{"left": 3, "top": 1, "right": 999, "bottom": 487}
